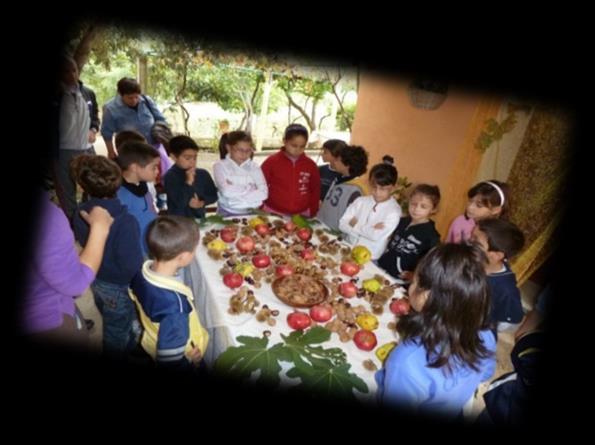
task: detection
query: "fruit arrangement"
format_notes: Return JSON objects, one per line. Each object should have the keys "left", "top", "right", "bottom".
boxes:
{"left": 202, "top": 214, "right": 406, "bottom": 369}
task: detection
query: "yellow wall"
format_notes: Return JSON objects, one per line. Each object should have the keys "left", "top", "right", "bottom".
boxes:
{"left": 350, "top": 73, "right": 501, "bottom": 237}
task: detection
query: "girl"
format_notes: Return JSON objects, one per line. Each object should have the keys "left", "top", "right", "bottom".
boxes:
{"left": 446, "top": 180, "right": 510, "bottom": 244}
{"left": 338, "top": 157, "right": 401, "bottom": 260}
{"left": 213, "top": 131, "right": 268, "bottom": 216}
{"left": 375, "top": 243, "right": 497, "bottom": 418}
{"left": 261, "top": 124, "right": 320, "bottom": 217}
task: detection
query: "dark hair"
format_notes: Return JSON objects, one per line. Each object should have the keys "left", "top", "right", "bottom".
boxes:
{"left": 382, "top": 155, "right": 394, "bottom": 165}
{"left": 115, "top": 130, "right": 146, "bottom": 151}
{"left": 219, "top": 131, "right": 253, "bottom": 159}
{"left": 146, "top": 215, "right": 200, "bottom": 261}
{"left": 283, "top": 124, "right": 309, "bottom": 141}
{"left": 169, "top": 135, "right": 199, "bottom": 156}
{"left": 468, "top": 180, "right": 510, "bottom": 218}
{"left": 117, "top": 77, "right": 141, "bottom": 95}
{"left": 116, "top": 141, "right": 159, "bottom": 170}
{"left": 339, "top": 145, "right": 369, "bottom": 177}
{"left": 70, "top": 155, "right": 121, "bottom": 199}
{"left": 477, "top": 218, "right": 525, "bottom": 259}
{"left": 322, "top": 139, "right": 347, "bottom": 156}
{"left": 411, "top": 184, "right": 441, "bottom": 209}
{"left": 151, "top": 122, "right": 173, "bottom": 151}
{"left": 369, "top": 157, "right": 398, "bottom": 186}
{"left": 397, "top": 243, "right": 492, "bottom": 373}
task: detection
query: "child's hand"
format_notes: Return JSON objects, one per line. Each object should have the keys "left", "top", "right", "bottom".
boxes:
{"left": 80, "top": 207, "right": 114, "bottom": 233}
{"left": 373, "top": 222, "right": 385, "bottom": 230}
{"left": 189, "top": 193, "right": 205, "bottom": 209}
{"left": 187, "top": 346, "right": 203, "bottom": 366}
{"left": 400, "top": 270, "right": 413, "bottom": 281}
{"left": 185, "top": 168, "right": 196, "bottom": 186}
{"left": 349, "top": 217, "right": 358, "bottom": 227}
{"left": 88, "top": 129, "right": 97, "bottom": 144}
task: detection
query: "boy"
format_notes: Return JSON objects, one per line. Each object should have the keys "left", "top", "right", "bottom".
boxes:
{"left": 318, "top": 139, "right": 348, "bottom": 200}
{"left": 470, "top": 218, "right": 526, "bottom": 333}
{"left": 163, "top": 135, "right": 217, "bottom": 219}
{"left": 378, "top": 184, "right": 441, "bottom": 282}
{"left": 71, "top": 155, "right": 143, "bottom": 355}
{"left": 115, "top": 140, "right": 160, "bottom": 257}
{"left": 129, "top": 215, "right": 209, "bottom": 369}
{"left": 317, "top": 145, "right": 369, "bottom": 230}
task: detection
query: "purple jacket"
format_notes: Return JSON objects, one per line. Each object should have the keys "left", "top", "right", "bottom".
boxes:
{"left": 21, "top": 193, "right": 95, "bottom": 334}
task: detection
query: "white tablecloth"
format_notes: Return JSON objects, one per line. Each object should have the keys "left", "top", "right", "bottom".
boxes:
{"left": 184, "top": 216, "right": 405, "bottom": 402}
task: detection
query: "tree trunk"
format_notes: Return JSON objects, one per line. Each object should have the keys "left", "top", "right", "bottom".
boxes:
{"left": 175, "top": 63, "right": 190, "bottom": 135}
{"left": 284, "top": 90, "right": 314, "bottom": 132}
{"left": 73, "top": 24, "right": 99, "bottom": 72}
{"left": 255, "top": 70, "right": 273, "bottom": 151}
{"left": 137, "top": 55, "right": 148, "bottom": 94}
{"left": 327, "top": 69, "right": 352, "bottom": 132}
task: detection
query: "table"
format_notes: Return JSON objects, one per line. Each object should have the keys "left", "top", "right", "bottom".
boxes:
{"left": 184, "top": 215, "right": 406, "bottom": 402}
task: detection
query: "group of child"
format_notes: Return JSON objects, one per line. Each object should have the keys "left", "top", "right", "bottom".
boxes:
{"left": 68, "top": 119, "right": 532, "bottom": 419}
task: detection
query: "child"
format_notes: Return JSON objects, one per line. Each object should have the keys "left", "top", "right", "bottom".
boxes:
{"left": 446, "top": 179, "right": 510, "bottom": 244}
{"left": 163, "top": 135, "right": 217, "bottom": 220}
{"left": 338, "top": 158, "right": 401, "bottom": 260}
{"left": 378, "top": 184, "right": 441, "bottom": 282}
{"left": 477, "top": 290, "right": 546, "bottom": 426}
{"left": 470, "top": 218, "right": 526, "bottom": 333}
{"left": 115, "top": 140, "right": 160, "bottom": 257}
{"left": 375, "top": 243, "right": 497, "bottom": 419}
{"left": 318, "top": 139, "right": 348, "bottom": 200}
{"left": 261, "top": 124, "right": 321, "bottom": 217}
{"left": 71, "top": 155, "right": 143, "bottom": 355}
{"left": 150, "top": 121, "right": 174, "bottom": 188}
{"left": 129, "top": 215, "right": 209, "bottom": 370}
{"left": 317, "top": 145, "right": 369, "bottom": 230}
{"left": 213, "top": 131, "right": 268, "bottom": 216}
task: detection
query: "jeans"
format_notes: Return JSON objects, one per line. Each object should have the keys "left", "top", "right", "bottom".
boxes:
{"left": 91, "top": 279, "right": 139, "bottom": 355}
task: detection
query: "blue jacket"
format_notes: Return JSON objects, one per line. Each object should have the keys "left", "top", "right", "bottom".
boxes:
{"left": 487, "top": 263, "right": 524, "bottom": 324}
{"left": 101, "top": 94, "right": 166, "bottom": 144}
{"left": 130, "top": 269, "right": 193, "bottom": 368}
{"left": 116, "top": 184, "right": 157, "bottom": 257}
{"left": 375, "top": 330, "right": 496, "bottom": 418}
{"left": 73, "top": 197, "right": 143, "bottom": 285}
{"left": 163, "top": 164, "right": 218, "bottom": 219}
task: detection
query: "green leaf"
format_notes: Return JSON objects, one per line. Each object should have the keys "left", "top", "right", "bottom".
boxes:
{"left": 290, "top": 214, "right": 319, "bottom": 229}
{"left": 323, "top": 227, "right": 343, "bottom": 237}
{"left": 214, "top": 336, "right": 286, "bottom": 386}
{"left": 280, "top": 327, "right": 347, "bottom": 367}
{"left": 214, "top": 328, "right": 367, "bottom": 401}
{"left": 198, "top": 215, "right": 234, "bottom": 227}
{"left": 286, "top": 361, "right": 369, "bottom": 400}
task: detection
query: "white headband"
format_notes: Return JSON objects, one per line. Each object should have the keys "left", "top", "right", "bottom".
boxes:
{"left": 485, "top": 181, "right": 505, "bottom": 207}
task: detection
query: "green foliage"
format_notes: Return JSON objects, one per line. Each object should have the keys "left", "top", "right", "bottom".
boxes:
{"left": 80, "top": 51, "right": 136, "bottom": 106}
{"left": 214, "top": 335, "right": 288, "bottom": 387}
{"left": 337, "top": 102, "right": 356, "bottom": 131}
{"left": 197, "top": 215, "right": 234, "bottom": 227}
{"left": 392, "top": 176, "right": 413, "bottom": 211}
{"left": 475, "top": 102, "right": 531, "bottom": 152}
{"left": 214, "top": 327, "right": 368, "bottom": 400}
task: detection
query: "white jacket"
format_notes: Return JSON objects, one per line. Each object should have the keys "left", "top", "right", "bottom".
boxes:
{"left": 339, "top": 195, "right": 401, "bottom": 259}
{"left": 213, "top": 155, "right": 268, "bottom": 214}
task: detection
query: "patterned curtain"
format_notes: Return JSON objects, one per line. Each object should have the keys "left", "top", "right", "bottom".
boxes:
{"left": 508, "top": 106, "right": 573, "bottom": 286}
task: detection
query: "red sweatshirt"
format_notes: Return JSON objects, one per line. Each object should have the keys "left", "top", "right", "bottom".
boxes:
{"left": 261, "top": 149, "right": 321, "bottom": 216}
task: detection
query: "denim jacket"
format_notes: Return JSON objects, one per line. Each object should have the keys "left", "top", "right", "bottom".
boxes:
{"left": 101, "top": 94, "right": 166, "bottom": 144}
